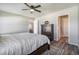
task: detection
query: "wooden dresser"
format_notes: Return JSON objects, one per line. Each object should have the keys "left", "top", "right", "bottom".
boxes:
{"left": 41, "top": 24, "right": 54, "bottom": 41}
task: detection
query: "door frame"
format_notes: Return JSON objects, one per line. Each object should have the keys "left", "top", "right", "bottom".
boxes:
{"left": 57, "top": 15, "right": 70, "bottom": 43}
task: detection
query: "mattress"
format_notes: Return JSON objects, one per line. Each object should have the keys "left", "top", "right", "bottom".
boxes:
{"left": 0, "top": 33, "right": 50, "bottom": 55}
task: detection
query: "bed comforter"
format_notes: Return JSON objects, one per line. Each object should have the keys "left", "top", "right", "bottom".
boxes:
{"left": 0, "top": 33, "right": 50, "bottom": 55}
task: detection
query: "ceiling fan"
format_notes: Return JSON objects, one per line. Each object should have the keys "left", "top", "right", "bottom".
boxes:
{"left": 22, "top": 3, "right": 41, "bottom": 13}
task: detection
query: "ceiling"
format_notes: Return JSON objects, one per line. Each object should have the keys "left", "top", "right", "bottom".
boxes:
{"left": 0, "top": 3, "right": 79, "bottom": 18}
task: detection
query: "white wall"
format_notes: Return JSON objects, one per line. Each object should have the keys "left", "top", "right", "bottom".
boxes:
{"left": 78, "top": 6, "right": 79, "bottom": 47}
{"left": 69, "top": 6, "right": 78, "bottom": 46}
{"left": 0, "top": 10, "right": 33, "bottom": 34}
{"left": 34, "top": 6, "right": 79, "bottom": 46}
{"left": 34, "top": 19, "right": 38, "bottom": 34}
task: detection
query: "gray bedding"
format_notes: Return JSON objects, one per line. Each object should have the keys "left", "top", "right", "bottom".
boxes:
{"left": 0, "top": 33, "right": 50, "bottom": 55}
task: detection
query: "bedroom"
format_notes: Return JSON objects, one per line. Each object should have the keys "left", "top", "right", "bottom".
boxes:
{"left": 0, "top": 3, "right": 79, "bottom": 55}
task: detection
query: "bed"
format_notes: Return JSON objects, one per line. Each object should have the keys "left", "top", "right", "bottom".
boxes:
{"left": 0, "top": 32, "right": 50, "bottom": 55}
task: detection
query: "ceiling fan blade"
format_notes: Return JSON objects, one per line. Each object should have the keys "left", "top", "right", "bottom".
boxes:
{"left": 34, "top": 9, "right": 41, "bottom": 13}
{"left": 22, "top": 9, "right": 29, "bottom": 10}
{"left": 24, "top": 3, "right": 31, "bottom": 8}
{"left": 34, "top": 5, "right": 41, "bottom": 8}
{"left": 24, "top": 3, "right": 41, "bottom": 13}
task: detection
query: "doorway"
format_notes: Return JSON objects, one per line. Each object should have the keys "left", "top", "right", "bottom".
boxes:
{"left": 58, "top": 15, "right": 69, "bottom": 43}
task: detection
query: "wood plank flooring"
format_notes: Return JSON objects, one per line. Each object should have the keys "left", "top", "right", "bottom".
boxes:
{"left": 42, "top": 38, "right": 79, "bottom": 55}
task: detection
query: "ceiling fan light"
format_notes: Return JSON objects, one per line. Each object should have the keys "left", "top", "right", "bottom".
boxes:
{"left": 30, "top": 9, "right": 34, "bottom": 12}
